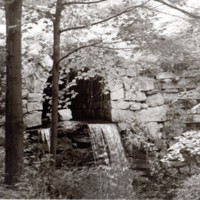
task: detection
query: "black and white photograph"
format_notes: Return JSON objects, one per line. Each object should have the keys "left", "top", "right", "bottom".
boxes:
{"left": 0, "top": 0, "right": 200, "bottom": 199}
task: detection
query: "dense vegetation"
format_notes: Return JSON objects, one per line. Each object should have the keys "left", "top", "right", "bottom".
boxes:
{"left": 1, "top": 0, "right": 200, "bottom": 199}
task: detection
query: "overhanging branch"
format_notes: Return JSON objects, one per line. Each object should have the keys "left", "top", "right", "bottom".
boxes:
{"left": 63, "top": 0, "right": 108, "bottom": 5}
{"left": 143, "top": 5, "right": 188, "bottom": 19}
{"left": 60, "top": 0, "right": 151, "bottom": 33}
{"left": 154, "top": 0, "right": 200, "bottom": 19}
{"left": 58, "top": 40, "right": 102, "bottom": 63}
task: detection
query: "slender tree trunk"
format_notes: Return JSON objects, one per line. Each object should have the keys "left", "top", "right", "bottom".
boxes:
{"left": 4, "top": 0, "right": 23, "bottom": 185}
{"left": 51, "top": 0, "right": 62, "bottom": 161}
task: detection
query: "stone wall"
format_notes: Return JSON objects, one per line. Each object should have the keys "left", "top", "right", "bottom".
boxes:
{"left": 108, "top": 66, "right": 200, "bottom": 139}
{"left": 1, "top": 43, "right": 200, "bottom": 136}
{"left": 22, "top": 59, "right": 52, "bottom": 127}
{"left": 0, "top": 45, "right": 53, "bottom": 128}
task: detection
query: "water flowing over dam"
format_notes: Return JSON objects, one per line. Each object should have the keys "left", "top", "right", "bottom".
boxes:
{"left": 88, "top": 123, "right": 133, "bottom": 199}
{"left": 88, "top": 123, "right": 129, "bottom": 169}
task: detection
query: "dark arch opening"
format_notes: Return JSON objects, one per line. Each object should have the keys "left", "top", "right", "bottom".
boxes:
{"left": 42, "top": 68, "right": 111, "bottom": 124}
{"left": 69, "top": 75, "right": 111, "bottom": 121}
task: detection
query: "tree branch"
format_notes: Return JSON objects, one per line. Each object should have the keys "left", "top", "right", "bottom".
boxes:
{"left": 154, "top": 0, "right": 200, "bottom": 19}
{"left": 58, "top": 40, "right": 102, "bottom": 63}
{"left": 143, "top": 5, "right": 188, "bottom": 20}
{"left": 63, "top": 0, "right": 108, "bottom": 5}
{"left": 94, "top": 44, "right": 138, "bottom": 51}
{"left": 60, "top": 0, "right": 151, "bottom": 33}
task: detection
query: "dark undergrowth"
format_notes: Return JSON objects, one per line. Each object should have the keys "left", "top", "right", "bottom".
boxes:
{"left": 0, "top": 146, "right": 199, "bottom": 199}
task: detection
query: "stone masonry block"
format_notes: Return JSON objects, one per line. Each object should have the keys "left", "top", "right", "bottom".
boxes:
{"left": 137, "top": 76, "right": 155, "bottom": 91}
{"left": 58, "top": 109, "right": 72, "bottom": 121}
{"left": 24, "top": 112, "right": 42, "bottom": 128}
{"left": 156, "top": 72, "right": 175, "bottom": 80}
{"left": 135, "top": 105, "right": 168, "bottom": 122}
{"left": 27, "top": 102, "right": 43, "bottom": 112}
{"left": 146, "top": 93, "right": 164, "bottom": 107}
{"left": 110, "top": 87, "right": 124, "bottom": 100}
{"left": 146, "top": 122, "right": 162, "bottom": 139}
{"left": 111, "top": 109, "right": 133, "bottom": 122}
{"left": 111, "top": 100, "right": 131, "bottom": 110}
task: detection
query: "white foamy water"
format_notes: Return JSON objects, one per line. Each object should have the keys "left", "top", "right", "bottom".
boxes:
{"left": 88, "top": 123, "right": 129, "bottom": 169}
{"left": 88, "top": 123, "right": 133, "bottom": 199}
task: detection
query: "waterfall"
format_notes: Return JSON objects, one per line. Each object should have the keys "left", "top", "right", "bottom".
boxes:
{"left": 88, "top": 123, "right": 132, "bottom": 199}
{"left": 39, "top": 128, "right": 51, "bottom": 151}
{"left": 88, "top": 123, "right": 129, "bottom": 169}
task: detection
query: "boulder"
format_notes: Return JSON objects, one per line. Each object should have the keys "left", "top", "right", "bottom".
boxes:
{"left": 22, "top": 89, "right": 29, "bottom": 98}
{"left": 125, "top": 90, "right": 146, "bottom": 102}
{"left": 107, "top": 80, "right": 122, "bottom": 90}
{"left": 22, "top": 99, "right": 28, "bottom": 106}
{"left": 23, "top": 107, "right": 28, "bottom": 114}
{"left": 126, "top": 68, "right": 137, "bottom": 77}
{"left": 0, "top": 117, "right": 5, "bottom": 124}
{"left": 141, "top": 103, "right": 149, "bottom": 109}
{"left": 24, "top": 112, "right": 42, "bottom": 128}
{"left": 156, "top": 72, "right": 175, "bottom": 80}
{"left": 58, "top": 109, "right": 72, "bottom": 121}
{"left": 123, "top": 77, "right": 133, "bottom": 91}
{"left": 135, "top": 91, "right": 146, "bottom": 102}
{"left": 181, "top": 70, "right": 200, "bottom": 78}
{"left": 110, "top": 87, "right": 124, "bottom": 100}
{"left": 146, "top": 93, "right": 164, "bottom": 107}
{"left": 111, "top": 109, "right": 133, "bottom": 122}
{"left": 146, "top": 122, "right": 162, "bottom": 139}
{"left": 28, "top": 93, "right": 43, "bottom": 102}
{"left": 161, "top": 83, "right": 181, "bottom": 89}
{"left": 178, "top": 78, "right": 196, "bottom": 89}
{"left": 111, "top": 100, "right": 130, "bottom": 110}
{"left": 137, "top": 76, "right": 155, "bottom": 91}
{"left": 187, "top": 114, "right": 200, "bottom": 123}
{"left": 135, "top": 105, "right": 168, "bottom": 122}
{"left": 22, "top": 64, "right": 36, "bottom": 78}
{"left": 178, "top": 92, "right": 200, "bottom": 100}
{"left": 163, "top": 93, "right": 179, "bottom": 103}
{"left": 161, "top": 78, "right": 173, "bottom": 83}
{"left": 125, "top": 89, "right": 136, "bottom": 100}
{"left": 27, "top": 102, "right": 43, "bottom": 112}
{"left": 117, "top": 68, "right": 126, "bottom": 77}
{"left": 130, "top": 102, "right": 142, "bottom": 111}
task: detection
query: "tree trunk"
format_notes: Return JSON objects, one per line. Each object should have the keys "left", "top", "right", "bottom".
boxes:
{"left": 50, "top": 0, "right": 62, "bottom": 161}
{"left": 4, "top": 0, "right": 23, "bottom": 185}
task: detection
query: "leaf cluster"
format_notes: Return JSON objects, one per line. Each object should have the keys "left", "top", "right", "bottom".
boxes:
{"left": 161, "top": 131, "right": 200, "bottom": 164}
{"left": 175, "top": 173, "right": 200, "bottom": 200}
{"left": 162, "top": 101, "right": 187, "bottom": 140}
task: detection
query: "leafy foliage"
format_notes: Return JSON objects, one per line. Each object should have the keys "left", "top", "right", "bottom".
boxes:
{"left": 175, "top": 173, "right": 200, "bottom": 200}
{"left": 161, "top": 131, "right": 200, "bottom": 165}
{"left": 0, "top": 156, "right": 136, "bottom": 199}
{"left": 162, "top": 101, "right": 187, "bottom": 141}
{"left": 1, "top": 0, "right": 200, "bottom": 197}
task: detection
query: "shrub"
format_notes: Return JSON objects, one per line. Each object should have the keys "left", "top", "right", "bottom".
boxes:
{"left": 162, "top": 101, "right": 187, "bottom": 141}
{"left": 174, "top": 173, "right": 200, "bottom": 200}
